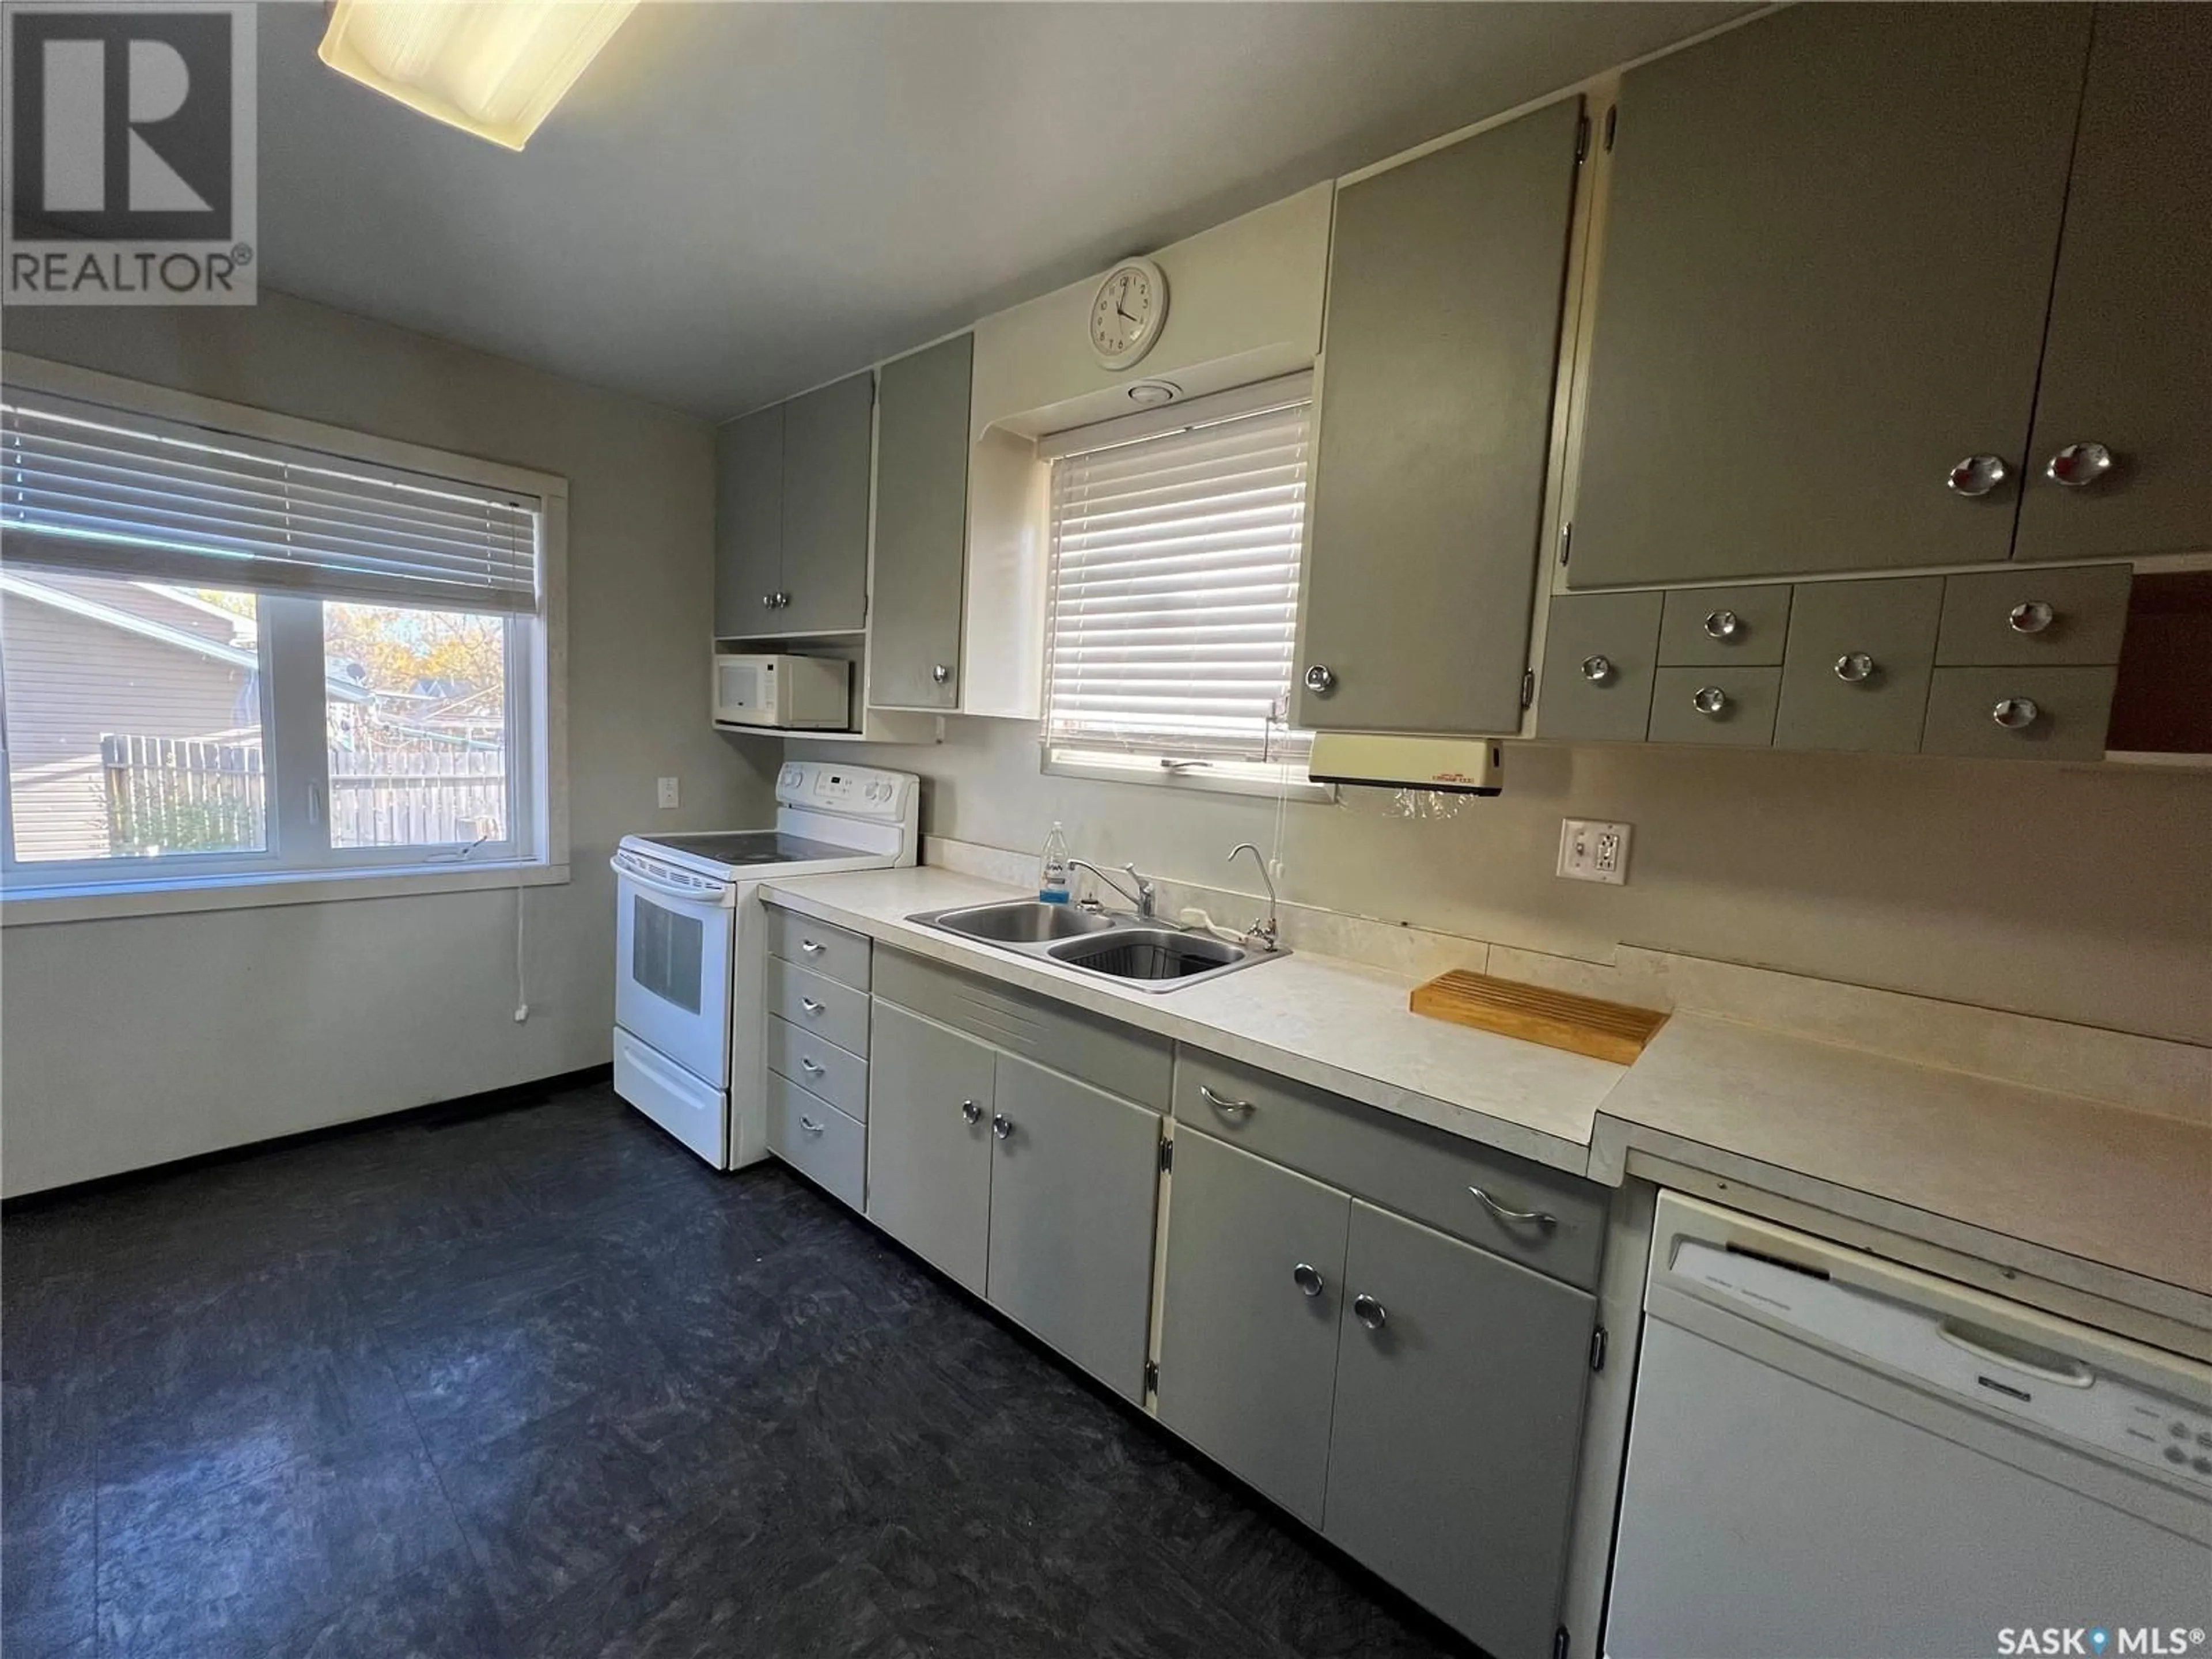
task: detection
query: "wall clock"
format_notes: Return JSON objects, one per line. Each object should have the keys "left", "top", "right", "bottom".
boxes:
{"left": 1089, "top": 257, "right": 1168, "bottom": 369}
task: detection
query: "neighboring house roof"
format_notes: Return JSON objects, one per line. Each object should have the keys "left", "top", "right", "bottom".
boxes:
{"left": 0, "top": 572, "right": 373, "bottom": 702}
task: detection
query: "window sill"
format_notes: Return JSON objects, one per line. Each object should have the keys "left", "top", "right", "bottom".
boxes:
{"left": 1044, "top": 748, "right": 1335, "bottom": 804}
{"left": 0, "top": 859, "right": 571, "bottom": 926}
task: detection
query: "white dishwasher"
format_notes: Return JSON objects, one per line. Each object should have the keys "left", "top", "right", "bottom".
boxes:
{"left": 1606, "top": 1192, "right": 2212, "bottom": 1659}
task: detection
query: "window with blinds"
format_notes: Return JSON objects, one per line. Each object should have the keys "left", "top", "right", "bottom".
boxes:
{"left": 1, "top": 392, "right": 540, "bottom": 613}
{"left": 1044, "top": 385, "right": 1312, "bottom": 778}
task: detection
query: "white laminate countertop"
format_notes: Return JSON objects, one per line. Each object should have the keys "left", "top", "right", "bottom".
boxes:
{"left": 760, "top": 866, "right": 2212, "bottom": 1315}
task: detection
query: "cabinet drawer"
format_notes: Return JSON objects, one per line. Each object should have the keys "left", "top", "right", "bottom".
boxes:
{"left": 764, "top": 906, "right": 871, "bottom": 992}
{"left": 1773, "top": 577, "right": 1944, "bottom": 754}
{"left": 1921, "top": 665, "right": 2117, "bottom": 760}
{"left": 1936, "top": 565, "right": 2131, "bottom": 665}
{"left": 766, "top": 1072, "right": 865, "bottom": 1210}
{"left": 874, "top": 949, "right": 1172, "bottom": 1109}
{"left": 767, "top": 958, "right": 870, "bottom": 1057}
{"left": 1658, "top": 585, "right": 1791, "bottom": 666}
{"left": 1172, "top": 1051, "right": 1605, "bottom": 1290}
{"left": 764, "top": 1014, "right": 868, "bottom": 1121}
{"left": 1533, "top": 591, "right": 1662, "bottom": 742}
{"left": 1647, "top": 665, "right": 1781, "bottom": 747}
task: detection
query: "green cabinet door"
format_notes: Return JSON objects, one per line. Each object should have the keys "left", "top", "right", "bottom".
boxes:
{"left": 870, "top": 335, "right": 972, "bottom": 709}
{"left": 1773, "top": 578, "right": 1943, "bottom": 754}
{"left": 780, "top": 370, "right": 874, "bottom": 634}
{"left": 714, "top": 403, "right": 783, "bottom": 637}
{"left": 1324, "top": 1201, "right": 1595, "bottom": 1659}
{"left": 1568, "top": 5, "right": 2092, "bottom": 588}
{"left": 865, "top": 1001, "right": 994, "bottom": 1294}
{"left": 2014, "top": 5, "right": 2212, "bottom": 564}
{"left": 1155, "top": 1130, "right": 1351, "bottom": 1528}
{"left": 984, "top": 1055, "right": 1161, "bottom": 1403}
{"left": 1296, "top": 96, "right": 1582, "bottom": 736}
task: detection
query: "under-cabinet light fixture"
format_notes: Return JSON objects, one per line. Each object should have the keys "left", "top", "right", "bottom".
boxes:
{"left": 318, "top": 0, "right": 640, "bottom": 152}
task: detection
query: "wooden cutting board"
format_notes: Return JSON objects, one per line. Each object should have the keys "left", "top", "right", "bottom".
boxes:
{"left": 1408, "top": 969, "right": 1666, "bottom": 1065}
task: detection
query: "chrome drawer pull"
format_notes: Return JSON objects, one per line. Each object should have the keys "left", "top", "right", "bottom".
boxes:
{"left": 1580, "top": 654, "right": 1613, "bottom": 684}
{"left": 798, "top": 1115, "right": 825, "bottom": 1137}
{"left": 1832, "top": 652, "right": 1875, "bottom": 684}
{"left": 800, "top": 938, "right": 825, "bottom": 955}
{"left": 1702, "top": 608, "right": 1742, "bottom": 641}
{"left": 800, "top": 997, "right": 825, "bottom": 1015}
{"left": 1991, "top": 697, "right": 2040, "bottom": 730}
{"left": 1692, "top": 685, "right": 1728, "bottom": 717}
{"left": 1468, "top": 1184, "right": 1558, "bottom": 1230}
{"left": 2008, "top": 600, "right": 2054, "bottom": 635}
{"left": 1199, "top": 1084, "right": 1255, "bottom": 1118}
{"left": 1292, "top": 1262, "right": 1325, "bottom": 1298}
{"left": 1351, "top": 1293, "right": 1388, "bottom": 1332}
{"left": 800, "top": 1057, "right": 825, "bottom": 1075}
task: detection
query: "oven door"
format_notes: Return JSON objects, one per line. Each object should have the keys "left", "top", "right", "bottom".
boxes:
{"left": 612, "top": 859, "right": 733, "bottom": 1088}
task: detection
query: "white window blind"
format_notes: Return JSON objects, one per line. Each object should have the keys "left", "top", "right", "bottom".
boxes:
{"left": 0, "top": 393, "right": 539, "bottom": 613}
{"left": 1045, "top": 393, "right": 1312, "bottom": 764}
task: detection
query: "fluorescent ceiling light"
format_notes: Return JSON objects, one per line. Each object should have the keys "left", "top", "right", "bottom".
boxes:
{"left": 318, "top": 1, "right": 639, "bottom": 151}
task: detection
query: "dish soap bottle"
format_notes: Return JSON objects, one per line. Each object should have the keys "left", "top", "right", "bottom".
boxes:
{"left": 1037, "top": 821, "right": 1071, "bottom": 904}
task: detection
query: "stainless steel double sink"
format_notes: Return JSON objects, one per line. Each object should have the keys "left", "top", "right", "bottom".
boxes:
{"left": 906, "top": 900, "right": 1286, "bottom": 993}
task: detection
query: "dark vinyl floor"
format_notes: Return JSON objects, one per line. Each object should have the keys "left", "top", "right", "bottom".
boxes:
{"left": 2, "top": 1077, "right": 1471, "bottom": 1659}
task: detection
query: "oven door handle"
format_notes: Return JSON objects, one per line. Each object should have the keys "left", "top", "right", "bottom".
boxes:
{"left": 609, "top": 854, "right": 726, "bottom": 907}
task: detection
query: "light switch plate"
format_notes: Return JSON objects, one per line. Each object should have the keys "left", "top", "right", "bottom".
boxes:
{"left": 1558, "top": 819, "right": 1631, "bottom": 885}
{"left": 657, "top": 776, "right": 680, "bottom": 809}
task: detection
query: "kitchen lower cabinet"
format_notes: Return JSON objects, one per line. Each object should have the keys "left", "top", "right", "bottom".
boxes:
{"left": 1567, "top": 5, "right": 2091, "bottom": 587}
{"left": 870, "top": 333, "right": 972, "bottom": 710}
{"left": 1324, "top": 1200, "right": 1595, "bottom": 1659}
{"left": 2013, "top": 4, "right": 2212, "bottom": 565}
{"left": 1155, "top": 1130, "right": 1350, "bottom": 1527}
{"left": 865, "top": 1001, "right": 994, "bottom": 1294}
{"left": 986, "top": 1055, "right": 1162, "bottom": 1403}
{"left": 1296, "top": 95, "right": 1582, "bottom": 736}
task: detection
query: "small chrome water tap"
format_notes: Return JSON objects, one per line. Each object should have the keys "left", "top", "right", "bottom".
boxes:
{"left": 1228, "top": 843, "right": 1280, "bottom": 952}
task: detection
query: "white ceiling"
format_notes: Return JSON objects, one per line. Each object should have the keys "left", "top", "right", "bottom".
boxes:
{"left": 256, "top": 2, "right": 1743, "bottom": 420}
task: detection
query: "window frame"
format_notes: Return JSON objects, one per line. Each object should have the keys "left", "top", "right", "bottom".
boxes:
{"left": 1036, "top": 373, "right": 1331, "bottom": 803}
{"left": 0, "top": 353, "right": 569, "bottom": 923}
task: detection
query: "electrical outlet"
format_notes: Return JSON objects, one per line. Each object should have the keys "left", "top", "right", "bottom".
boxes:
{"left": 1558, "top": 819, "right": 1631, "bottom": 885}
{"left": 656, "top": 776, "right": 680, "bottom": 809}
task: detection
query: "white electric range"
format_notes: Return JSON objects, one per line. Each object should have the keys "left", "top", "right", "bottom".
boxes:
{"left": 610, "top": 759, "right": 918, "bottom": 1168}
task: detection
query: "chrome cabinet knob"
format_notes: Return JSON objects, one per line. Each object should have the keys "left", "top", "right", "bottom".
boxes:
{"left": 1833, "top": 652, "right": 1876, "bottom": 684}
{"left": 960, "top": 1099, "right": 983, "bottom": 1125}
{"left": 2046, "top": 441, "right": 2113, "bottom": 487}
{"left": 1351, "top": 1293, "right": 1388, "bottom": 1332}
{"left": 1991, "top": 698, "right": 2040, "bottom": 730}
{"left": 1302, "top": 664, "right": 1336, "bottom": 695}
{"left": 1947, "top": 454, "right": 2009, "bottom": 497}
{"left": 1581, "top": 654, "right": 1613, "bottom": 684}
{"left": 2008, "top": 600, "right": 2055, "bottom": 635}
{"left": 1702, "top": 609, "right": 1743, "bottom": 642}
{"left": 1692, "top": 685, "right": 1729, "bottom": 717}
{"left": 931, "top": 664, "right": 953, "bottom": 685}
{"left": 761, "top": 593, "right": 775, "bottom": 608}
{"left": 1291, "top": 1262, "right": 1325, "bottom": 1298}
{"left": 991, "top": 1112, "right": 1014, "bottom": 1141}
{"left": 799, "top": 1115, "right": 825, "bottom": 1137}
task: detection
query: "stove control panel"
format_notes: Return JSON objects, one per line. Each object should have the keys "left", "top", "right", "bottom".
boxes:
{"left": 776, "top": 760, "right": 917, "bottom": 821}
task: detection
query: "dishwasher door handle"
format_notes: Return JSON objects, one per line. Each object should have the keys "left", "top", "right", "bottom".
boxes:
{"left": 1937, "top": 1320, "right": 2094, "bottom": 1388}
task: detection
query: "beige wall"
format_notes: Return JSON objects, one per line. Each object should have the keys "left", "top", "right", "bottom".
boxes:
{"left": 1, "top": 291, "right": 782, "bottom": 1195}
{"left": 798, "top": 717, "right": 2212, "bottom": 1047}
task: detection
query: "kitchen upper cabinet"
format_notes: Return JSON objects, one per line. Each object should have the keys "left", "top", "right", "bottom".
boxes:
{"left": 2014, "top": 5, "right": 2212, "bottom": 565}
{"left": 1566, "top": 5, "right": 2092, "bottom": 589}
{"left": 1296, "top": 95, "right": 1582, "bottom": 736}
{"left": 870, "top": 334, "right": 972, "bottom": 710}
{"left": 779, "top": 371, "right": 874, "bottom": 634}
{"left": 1155, "top": 1130, "right": 1350, "bottom": 1528}
{"left": 984, "top": 1054, "right": 1161, "bottom": 1403}
{"left": 1323, "top": 1200, "right": 1595, "bottom": 1659}
{"left": 713, "top": 371, "right": 873, "bottom": 636}
{"left": 713, "top": 403, "right": 783, "bottom": 637}
{"left": 865, "top": 1001, "right": 994, "bottom": 1294}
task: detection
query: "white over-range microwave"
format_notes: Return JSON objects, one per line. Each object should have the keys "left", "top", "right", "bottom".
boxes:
{"left": 711, "top": 653, "right": 852, "bottom": 729}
